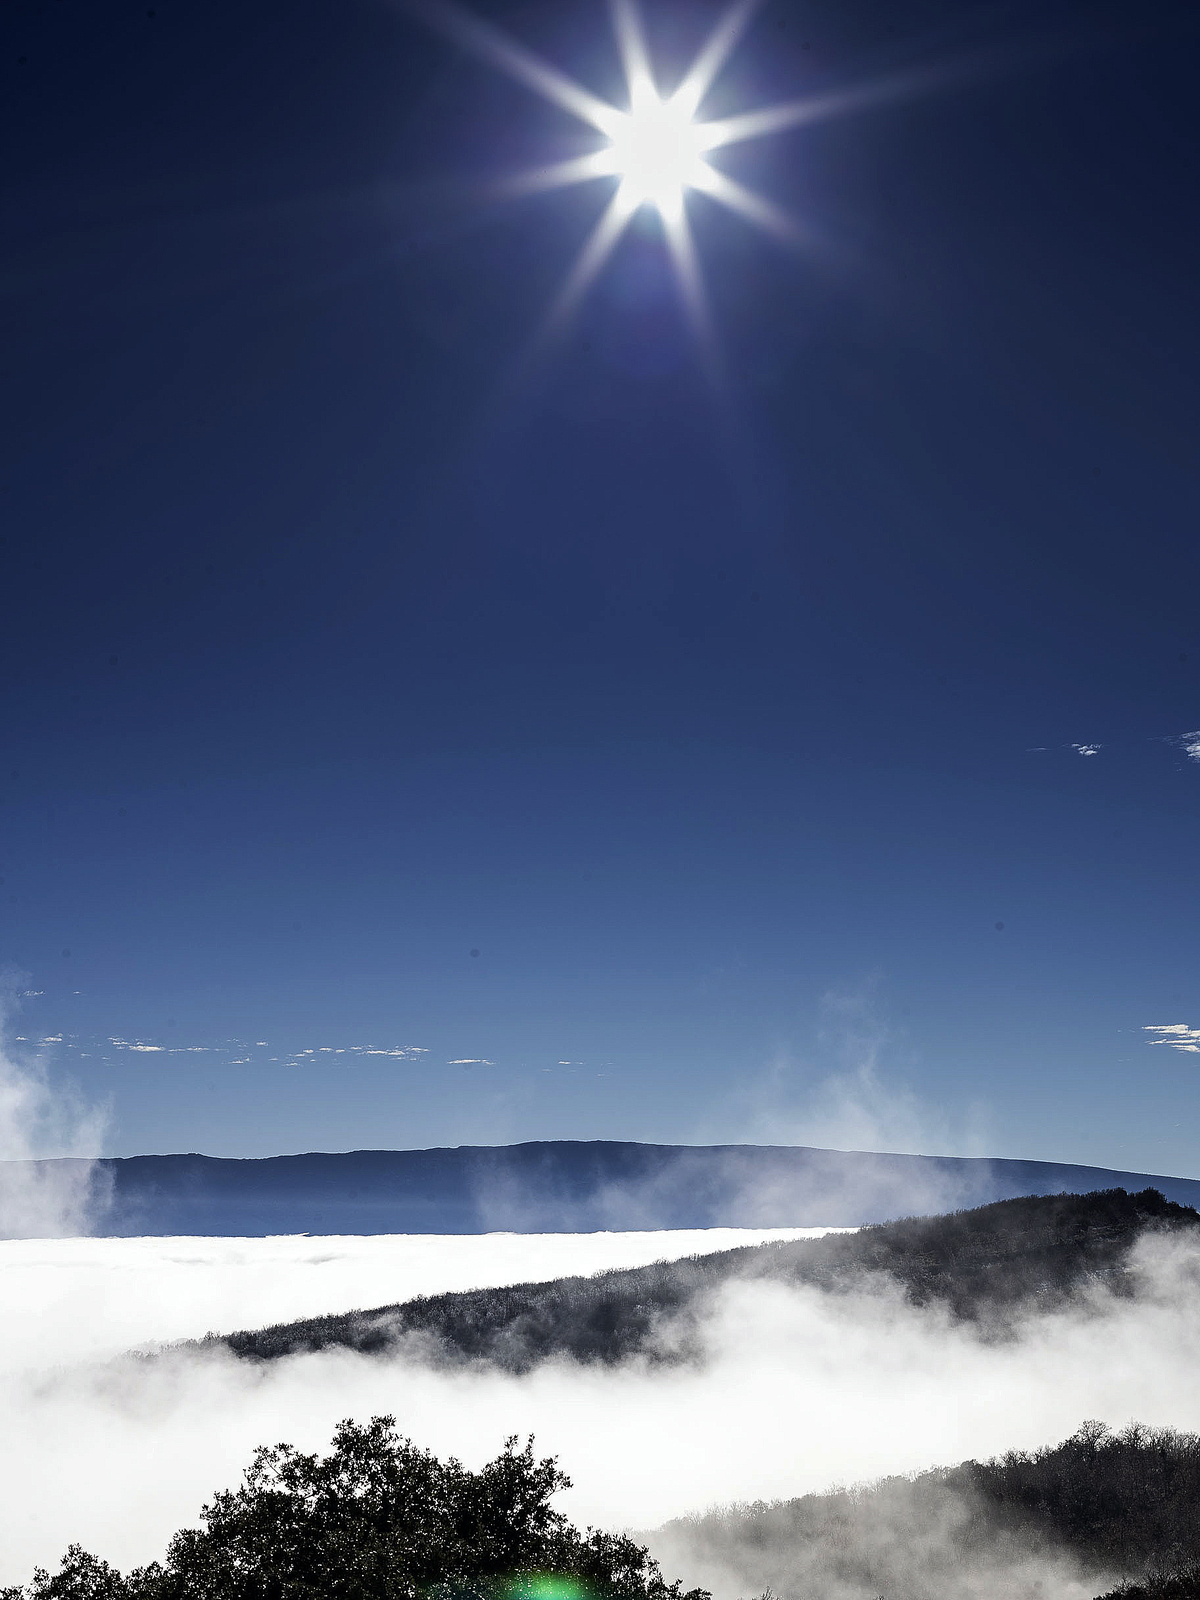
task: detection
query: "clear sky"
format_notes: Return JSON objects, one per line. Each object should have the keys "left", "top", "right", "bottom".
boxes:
{"left": 3, "top": 0, "right": 1198, "bottom": 1170}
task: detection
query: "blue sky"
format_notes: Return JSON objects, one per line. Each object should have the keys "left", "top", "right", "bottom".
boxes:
{"left": 3, "top": 0, "right": 1198, "bottom": 1169}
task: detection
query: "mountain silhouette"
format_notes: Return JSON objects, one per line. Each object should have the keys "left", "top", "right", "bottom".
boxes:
{"left": 5, "top": 1140, "right": 1200, "bottom": 1236}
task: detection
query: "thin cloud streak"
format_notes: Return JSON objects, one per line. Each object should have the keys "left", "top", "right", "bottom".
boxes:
{"left": 1144, "top": 1023, "right": 1200, "bottom": 1055}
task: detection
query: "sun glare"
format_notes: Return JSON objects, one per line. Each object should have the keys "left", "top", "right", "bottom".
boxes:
{"left": 415, "top": 0, "right": 831, "bottom": 361}
{"left": 606, "top": 94, "right": 708, "bottom": 218}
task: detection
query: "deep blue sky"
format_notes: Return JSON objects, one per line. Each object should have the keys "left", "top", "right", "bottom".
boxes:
{"left": 3, "top": 0, "right": 1198, "bottom": 1169}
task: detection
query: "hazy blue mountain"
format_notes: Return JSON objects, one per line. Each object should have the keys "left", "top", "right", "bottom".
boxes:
{"left": 6, "top": 1141, "right": 1200, "bottom": 1237}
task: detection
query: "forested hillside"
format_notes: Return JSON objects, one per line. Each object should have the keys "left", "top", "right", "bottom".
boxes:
{"left": 210, "top": 1187, "right": 1196, "bottom": 1371}
{"left": 9, "top": 1420, "right": 1200, "bottom": 1599}
{"left": 649, "top": 1423, "right": 1200, "bottom": 1600}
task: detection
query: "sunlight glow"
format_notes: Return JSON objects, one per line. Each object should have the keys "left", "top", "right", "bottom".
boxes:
{"left": 411, "top": 0, "right": 862, "bottom": 366}
{"left": 605, "top": 93, "right": 709, "bottom": 218}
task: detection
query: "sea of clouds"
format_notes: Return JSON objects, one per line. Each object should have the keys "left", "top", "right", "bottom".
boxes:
{"left": 4, "top": 1224, "right": 1200, "bottom": 1589}
{"left": 5, "top": 998, "right": 1200, "bottom": 1597}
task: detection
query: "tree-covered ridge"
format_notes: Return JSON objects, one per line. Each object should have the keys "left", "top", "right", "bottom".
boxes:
{"left": 958, "top": 1421, "right": 1200, "bottom": 1569}
{"left": 1, "top": 1420, "right": 708, "bottom": 1600}
{"left": 1097, "top": 1571, "right": 1200, "bottom": 1600}
{"left": 653, "top": 1423, "right": 1200, "bottom": 1600}
{"left": 211, "top": 1188, "right": 1197, "bottom": 1371}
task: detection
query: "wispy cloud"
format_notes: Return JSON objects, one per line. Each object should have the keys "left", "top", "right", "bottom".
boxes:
{"left": 360, "top": 1047, "right": 429, "bottom": 1058}
{"left": 45, "top": 1030, "right": 453, "bottom": 1073}
{"left": 0, "top": 980, "right": 110, "bottom": 1237}
{"left": 697, "top": 989, "right": 992, "bottom": 1172}
{"left": 87, "top": 1036, "right": 434, "bottom": 1066}
{"left": 285, "top": 1044, "right": 430, "bottom": 1065}
{"left": 1026, "top": 729, "right": 1200, "bottom": 765}
{"left": 1144, "top": 1023, "right": 1200, "bottom": 1054}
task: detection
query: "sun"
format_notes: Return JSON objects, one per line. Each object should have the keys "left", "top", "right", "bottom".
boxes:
{"left": 606, "top": 93, "right": 709, "bottom": 219}
{"left": 409, "top": 0, "right": 838, "bottom": 362}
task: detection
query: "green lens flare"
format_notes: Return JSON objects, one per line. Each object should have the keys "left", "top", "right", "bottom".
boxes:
{"left": 506, "top": 1575, "right": 590, "bottom": 1600}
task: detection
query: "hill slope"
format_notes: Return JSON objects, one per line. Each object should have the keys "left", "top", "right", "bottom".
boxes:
{"left": 648, "top": 1422, "right": 1200, "bottom": 1600}
{"left": 212, "top": 1187, "right": 1198, "bottom": 1370}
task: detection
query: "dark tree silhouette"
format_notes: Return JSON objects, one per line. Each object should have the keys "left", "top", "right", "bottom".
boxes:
{"left": 1095, "top": 1570, "right": 1200, "bottom": 1600}
{"left": 1, "top": 1421, "right": 709, "bottom": 1600}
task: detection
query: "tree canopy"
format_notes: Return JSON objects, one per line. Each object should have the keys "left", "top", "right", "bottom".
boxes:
{"left": 1, "top": 1420, "right": 709, "bottom": 1600}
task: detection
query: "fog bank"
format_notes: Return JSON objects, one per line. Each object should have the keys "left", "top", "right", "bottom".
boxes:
{"left": 646, "top": 1470, "right": 1117, "bottom": 1600}
{"left": 3, "top": 1227, "right": 1200, "bottom": 1587}
{"left": 0, "top": 1226, "right": 831, "bottom": 1370}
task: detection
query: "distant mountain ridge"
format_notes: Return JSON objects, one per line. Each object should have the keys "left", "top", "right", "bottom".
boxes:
{"left": 5, "top": 1140, "right": 1200, "bottom": 1236}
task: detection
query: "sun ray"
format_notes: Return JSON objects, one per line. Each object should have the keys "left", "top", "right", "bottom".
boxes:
{"left": 690, "top": 163, "right": 800, "bottom": 244}
{"left": 660, "top": 204, "right": 719, "bottom": 379}
{"left": 671, "top": 0, "right": 761, "bottom": 120}
{"left": 403, "top": 0, "right": 843, "bottom": 363}
{"left": 699, "top": 95, "right": 866, "bottom": 152}
{"left": 493, "top": 150, "right": 619, "bottom": 200}
{"left": 697, "top": 60, "right": 978, "bottom": 153}
{"left": 610, "top": 0, "right": 656, "bottom": 110}
{"left": 541, "top": 187, "right": 636, "bottom": 337}
{"left": 406, "top": 0, "right": 620, "bottom": 135}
